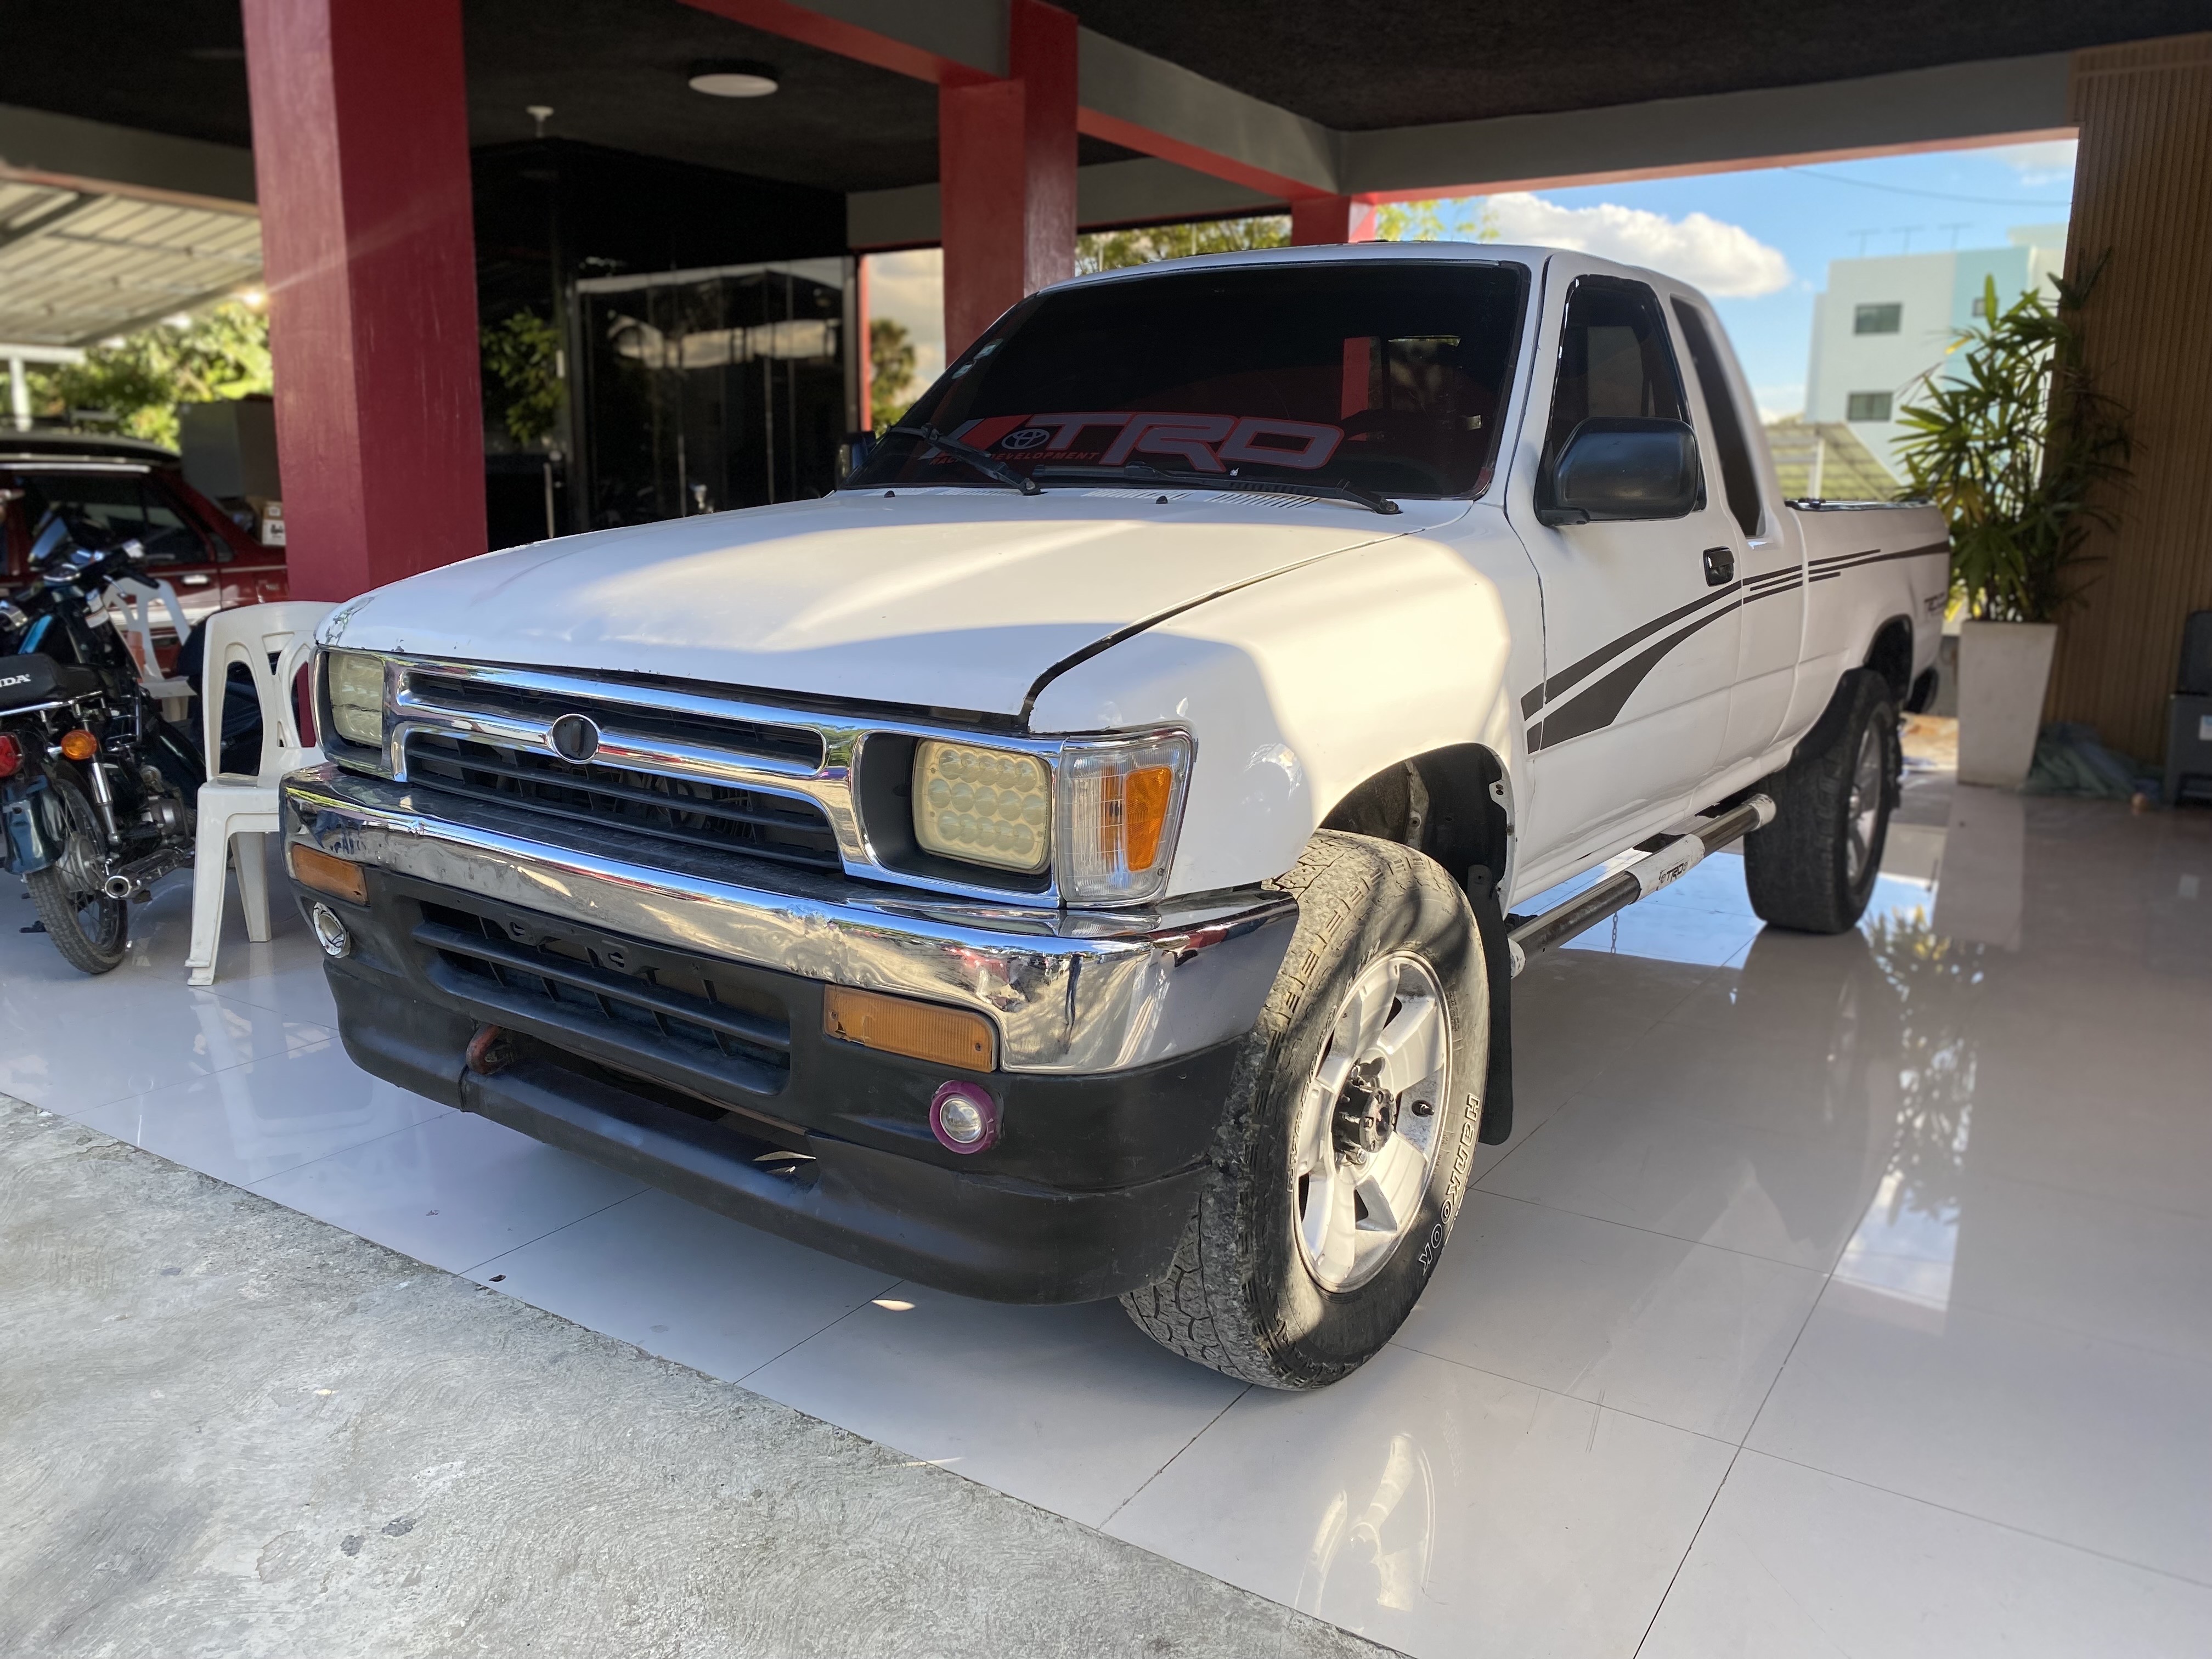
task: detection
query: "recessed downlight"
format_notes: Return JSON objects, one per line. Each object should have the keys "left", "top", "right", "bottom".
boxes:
{"left": 688, "top": 59, "right": 779, "bottom": 98}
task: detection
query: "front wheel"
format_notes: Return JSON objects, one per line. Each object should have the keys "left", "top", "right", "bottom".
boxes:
{"left": 1743, "top": 669, "right": 1900, "bottom": 934}
{"left": 25, "top": 773, "right": 129, "bottom": 974}
{"left": 1121, "top": 832, "right": 1488, "bottom": 1389}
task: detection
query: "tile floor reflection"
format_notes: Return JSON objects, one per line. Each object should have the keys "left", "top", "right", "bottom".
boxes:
{"left": 7, "top": 791, "right": 2210, "bottom": 1656}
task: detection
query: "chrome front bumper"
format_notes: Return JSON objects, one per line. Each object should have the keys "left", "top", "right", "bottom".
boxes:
{"left": 281, "top": 763, "right": 1296, "bottom": 1074}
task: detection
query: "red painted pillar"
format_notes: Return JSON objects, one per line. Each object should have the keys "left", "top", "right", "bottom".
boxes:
{"left": 240, "top": 0, "right": 486, "bottom": 602}
{"left": 939, "top": 0, "right": 1077, "bottom": 359}
{"left": 1290, "top": 196, "right": 1376, "bottom": 246}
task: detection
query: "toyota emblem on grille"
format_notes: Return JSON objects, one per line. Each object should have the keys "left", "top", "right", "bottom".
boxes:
{"left": 549, "top": 712, "right": 601, "bottom": 763}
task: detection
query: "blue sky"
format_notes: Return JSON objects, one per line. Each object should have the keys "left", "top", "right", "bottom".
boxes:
{"left": 864, "top": 139, "right": 2078, "bottom": 421}
{"left": 1453, "top": 139, "right": 2077, "bottom": 418}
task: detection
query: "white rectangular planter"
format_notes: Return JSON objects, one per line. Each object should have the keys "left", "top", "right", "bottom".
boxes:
{"left": 1956, "top": 620, "right": 2058, "bottom": 788}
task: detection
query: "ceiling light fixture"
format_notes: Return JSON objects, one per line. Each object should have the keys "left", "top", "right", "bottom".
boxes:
{"left": 687, "top": 59, "right": 779, "bottom": 98}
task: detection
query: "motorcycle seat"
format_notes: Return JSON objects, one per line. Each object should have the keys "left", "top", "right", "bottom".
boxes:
{"left": 0, "top": 654, "right": 103, "bottom": 712}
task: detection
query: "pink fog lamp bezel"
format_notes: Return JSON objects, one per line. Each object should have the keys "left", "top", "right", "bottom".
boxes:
{"left": 928, "top": 1080, "right": 1000, "bottom": 1154}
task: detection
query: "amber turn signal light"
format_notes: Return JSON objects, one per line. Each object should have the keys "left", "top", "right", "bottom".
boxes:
{"left": 823, "top": 985, "right": 996, "bottom": 1071}
{"left": 58, "top": 729, "right": 99, "bottom": 761}
{"left": 288, "top": 843, "right": 369, "bottom": 906}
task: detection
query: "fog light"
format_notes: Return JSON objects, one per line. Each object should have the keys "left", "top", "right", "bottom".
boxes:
{"left": 308, "top": 902, "right": 352, "bottom": 958}
{"left": 929, "top": 1081, "right": 998, "bottom": 1154}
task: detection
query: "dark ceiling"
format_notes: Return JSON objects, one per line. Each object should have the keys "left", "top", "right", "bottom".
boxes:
{"left": 1063, "top": 1, "right": 2212, "bottom": 129}
{"left": 0, "top": 0, "right": 1131, "bottom": 194}
{"left": 3, "top": 0, "right": 2208, "bottom": 190}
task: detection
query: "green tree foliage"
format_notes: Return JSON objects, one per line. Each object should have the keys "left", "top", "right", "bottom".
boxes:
{"left": 32, "top": 301, "right": 272, "bottom": 449}
{"left": 1372, "top": 198, "right": 1497, "bottom": 242}
{"left": 1075, "top": 215, "right": 1289, "bottom": 273}
{"left": 482, "top": 311, "right": 565, "bottom": 447}
{"left": 1893, "top": 262, "right": 2132, "bottom": 624}
{"left": 868, "top": 317, "right": 918, "bottom": 431}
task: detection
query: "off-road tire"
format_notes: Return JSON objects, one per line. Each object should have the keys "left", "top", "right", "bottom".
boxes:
{"left": 1120, "top": 832, "right": 1488, "bottom": 1389}
{"left": 1743, "top": 668, "right": 1900, "bottom": 934}
{"left": 25, "top": 774, "right": 129, "bottom": 974}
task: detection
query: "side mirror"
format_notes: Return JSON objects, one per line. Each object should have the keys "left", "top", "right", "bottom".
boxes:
{"left": 1540, "top": 417, "right": 1701, "bottom": 526}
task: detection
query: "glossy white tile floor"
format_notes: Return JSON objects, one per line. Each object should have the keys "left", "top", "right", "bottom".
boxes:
{"left": 9, "top": 781, "right": 2212, "bottom": 1656}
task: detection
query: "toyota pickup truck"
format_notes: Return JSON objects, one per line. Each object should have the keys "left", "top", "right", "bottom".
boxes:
{"left": 283, "top": 243, "right": 1945, "bottom": 1389}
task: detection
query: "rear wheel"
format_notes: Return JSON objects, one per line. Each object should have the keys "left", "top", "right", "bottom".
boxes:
{"left": 26, "top": 774, "right": 128, "bottom": 974}
{"left": 1743, "top": 669, "right": 1899, "bottom": 934}
{"left": 1121, "top": 832, "right": 1487, "bottom": 1389}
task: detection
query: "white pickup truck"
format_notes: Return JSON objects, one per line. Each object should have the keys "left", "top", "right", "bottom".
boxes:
{"left": 284, "top": 243, "right": 1946, "bottom": 1388}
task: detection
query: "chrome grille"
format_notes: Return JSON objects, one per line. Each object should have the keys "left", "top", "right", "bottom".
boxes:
{"left": 407, "top": 670, "right": 823, "bottom": 771}
{"left": 405, "top": 731, "right": 841, "bottom": 871}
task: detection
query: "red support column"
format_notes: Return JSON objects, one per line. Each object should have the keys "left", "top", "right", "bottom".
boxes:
{"left": 939, "top": 0, "right": 1077, "bottom": 359}
{"left": 1014, "top": 0, "right": 1077, "bottom": 294}
{"left": 1290, "top": 195, "right": 1376, "bottom": 246}
{"left": 240, "top": 0, "right": 486, "bottom": 602}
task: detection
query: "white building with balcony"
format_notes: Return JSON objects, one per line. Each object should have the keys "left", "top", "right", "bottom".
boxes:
{"left": 1803, "top": 224, "right": 2067, "bottom": 476}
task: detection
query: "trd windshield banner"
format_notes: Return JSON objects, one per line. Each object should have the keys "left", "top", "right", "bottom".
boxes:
{"left": 945, "top": 412, "right": 1345, "bottom": 473}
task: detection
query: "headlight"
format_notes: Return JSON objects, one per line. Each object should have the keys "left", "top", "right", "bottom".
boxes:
{"left": 1056, "top": 732, "right": 1192, "bottom": 904}
{"left": 912, "top": 740, "right": 1052, "bottom": 873}
{"left": 324, "top": 650, "right": 386, "bottom": 750}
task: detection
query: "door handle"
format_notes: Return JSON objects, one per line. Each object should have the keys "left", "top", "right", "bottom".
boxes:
{"left": 1702, "top": 546, "right": 1735, "bottom": 586}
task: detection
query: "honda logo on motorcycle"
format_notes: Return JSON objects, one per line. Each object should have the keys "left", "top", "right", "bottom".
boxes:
{"left": 549, "top": 713, "right": 601, "bottom": 763}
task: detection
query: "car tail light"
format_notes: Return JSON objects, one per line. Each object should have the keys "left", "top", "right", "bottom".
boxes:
{"left": 0, "top": 732, "right": 20, "bottom": 778}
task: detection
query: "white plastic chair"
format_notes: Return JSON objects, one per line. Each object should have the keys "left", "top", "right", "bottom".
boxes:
{"left": 100, "top": 576, "right": 197, "bottom": 722}
{"left": 185, "top": 600, "right": 336, "bottom": 986}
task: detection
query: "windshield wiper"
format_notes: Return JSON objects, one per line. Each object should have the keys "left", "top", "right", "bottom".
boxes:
{"left": 1033, "top": 461, "right": 1400, "bottom": 516}
{"left": 881, "top": 425, "right": 1043, "bottom": 496}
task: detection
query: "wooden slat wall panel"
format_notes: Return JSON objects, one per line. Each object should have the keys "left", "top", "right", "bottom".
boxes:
{"left": 2047, "top": 33, "right": 2212, "bottom": 762}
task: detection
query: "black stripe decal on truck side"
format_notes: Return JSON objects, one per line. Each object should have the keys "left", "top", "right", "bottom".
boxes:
{"left": 1519, "top": 581, "right": 1741, "bottom": 721}
{"left": 1528, "top": 602, "right": 1740, "bottom": 752}
{"left": 1516, "top": 536, "right": 1942, "bottom": 749}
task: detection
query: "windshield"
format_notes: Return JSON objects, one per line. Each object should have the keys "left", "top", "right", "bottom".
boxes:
{"left": 851, "top": 259, "right": 1529, "bottom": 499}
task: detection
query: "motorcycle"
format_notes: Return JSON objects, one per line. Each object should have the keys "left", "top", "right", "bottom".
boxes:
{"left": 1, "top": 509, "right": 204, "bottom": 973}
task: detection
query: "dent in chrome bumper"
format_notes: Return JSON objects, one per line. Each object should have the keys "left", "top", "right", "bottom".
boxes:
{"left": 281, "top": 763, "right": 1295, "bottom": 1074}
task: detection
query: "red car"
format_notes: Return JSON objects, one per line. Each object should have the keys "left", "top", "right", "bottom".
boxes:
{"left": 1, "top": 432, "right": 287, "bottom": 664}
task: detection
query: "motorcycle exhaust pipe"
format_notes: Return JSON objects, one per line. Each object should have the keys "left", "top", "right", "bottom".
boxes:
{"left": 101, "top": 874, "right": 136, "bottom": 900}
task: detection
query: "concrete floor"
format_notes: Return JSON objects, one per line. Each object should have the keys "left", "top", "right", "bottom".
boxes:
{"left": 0, "top": 1093, "right": 1384, "bottom": 1659}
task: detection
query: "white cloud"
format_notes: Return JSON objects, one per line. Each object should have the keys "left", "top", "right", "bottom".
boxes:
{"left": 862, "top": 248, "right": 946, "bottom": 387}
{"left": 1755, "top": 385, "right": 1805, "bottom": 424}
{"left": 1484, "top": 193, "right": 1792, "bottom": 297}
{"left": 1990, "top": 138, "right": 2077, "bottom": 187}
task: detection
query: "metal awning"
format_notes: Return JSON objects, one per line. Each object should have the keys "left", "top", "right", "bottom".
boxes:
{"left": 0, "top": 179, "right": 261, "bottom": 347}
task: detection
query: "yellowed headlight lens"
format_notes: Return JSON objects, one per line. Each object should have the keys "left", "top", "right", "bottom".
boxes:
{"left": 325, "top": 650, "right": 385, "bottom": 749}
{"left": 912, "top": 740, "right": 1051, "bottom": 873}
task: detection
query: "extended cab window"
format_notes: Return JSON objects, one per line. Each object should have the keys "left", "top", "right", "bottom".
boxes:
{"left": 1672, "top": 299, "right": 1764, "bottom": 538}
{"left": 16, "top": 471, "right": 222, "bottom": 567}
{"left": 1542, "top": 277, "right": 1687, "bottom": 464}
{"left": 860, "top": 262, "right": 1530, "bottom": 498}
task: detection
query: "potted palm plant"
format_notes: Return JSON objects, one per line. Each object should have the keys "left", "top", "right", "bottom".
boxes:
{"left": 1894, "top": 261, "right": 2131, "bottom": 788}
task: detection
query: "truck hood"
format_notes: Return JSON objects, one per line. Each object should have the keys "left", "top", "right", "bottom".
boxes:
{"left": 324, "top": 488, "right": 1442, "bottom": 719}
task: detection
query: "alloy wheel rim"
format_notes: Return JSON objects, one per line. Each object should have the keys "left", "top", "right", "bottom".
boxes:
{"left": 1291, "top": 952, "right": 1451, "bottom": 1293}
{"left": 1846, "top": 721, "right": 1886, "bottom": 885}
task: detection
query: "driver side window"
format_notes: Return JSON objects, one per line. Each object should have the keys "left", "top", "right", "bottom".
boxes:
{"left": 1542, "top": 278, "right": 1688, "bottom": 467}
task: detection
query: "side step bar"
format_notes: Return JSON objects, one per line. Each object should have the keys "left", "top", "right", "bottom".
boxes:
{"left": 1505, "top": 794, "right": 1775, "bottom": 976}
